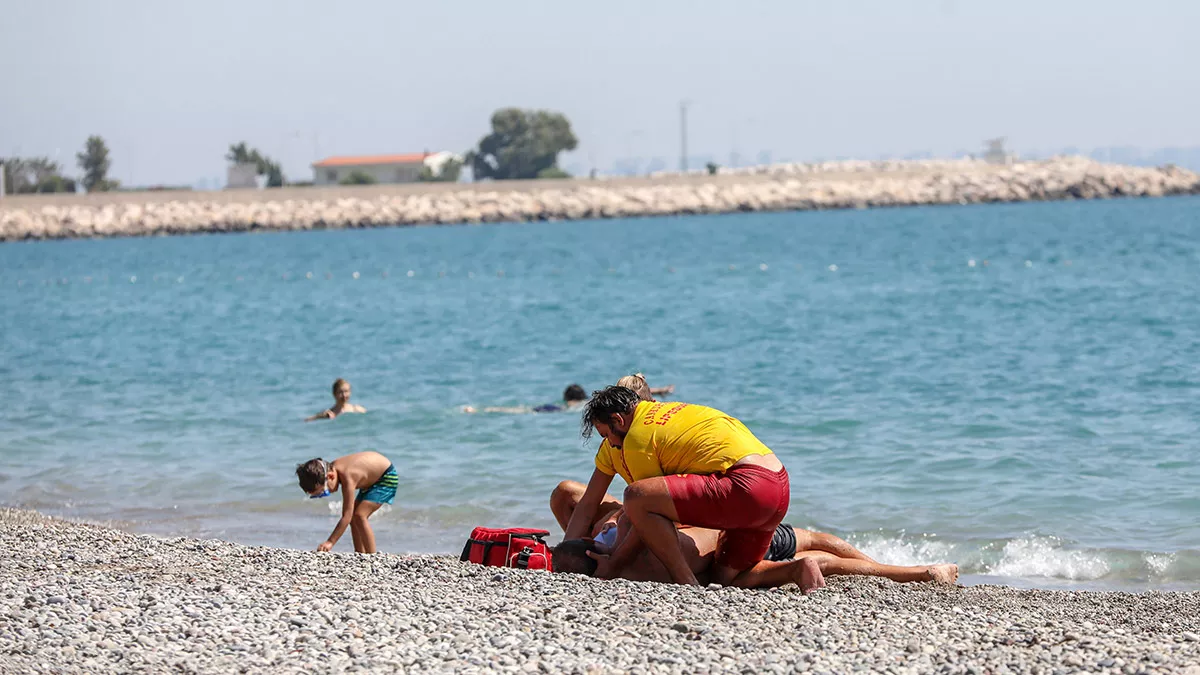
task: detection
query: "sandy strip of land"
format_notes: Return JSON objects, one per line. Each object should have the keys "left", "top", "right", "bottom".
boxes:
{"left": 2, "top": 158, "right": 1197, "bottom": 242}
{"left": 1, "top": 508, "right": 1197, "bottom": 674}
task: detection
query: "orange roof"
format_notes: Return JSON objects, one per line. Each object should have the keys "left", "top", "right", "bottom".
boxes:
{"left": 312, "top": 153, "right": 430, "bottom": 168}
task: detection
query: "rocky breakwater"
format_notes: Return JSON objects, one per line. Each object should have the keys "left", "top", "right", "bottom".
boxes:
{"left": 2, "top": 157, "right": 1198, "bottom": 242}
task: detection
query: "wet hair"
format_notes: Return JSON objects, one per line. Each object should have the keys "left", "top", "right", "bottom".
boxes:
{"left": 296, "top": 458, "right": 328, "bottom": 493}
{"left": 551, "top": 539, "right": 598, "bottom": 576}
{"left": 615, "top": 373, "right": 653, "bottom": 401}
{"left": 580, "top": 385, "right": 641, "bottom": 440}
{"left": 332, "top": 378, "right": 349, "bottom": 396}
{"left": 563, "top": 384, "right": 587, "bottom": 403}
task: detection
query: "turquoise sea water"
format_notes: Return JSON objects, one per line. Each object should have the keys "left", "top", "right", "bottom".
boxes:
{"left": 2, "top": 197, "right": 1198, "bottom": 590}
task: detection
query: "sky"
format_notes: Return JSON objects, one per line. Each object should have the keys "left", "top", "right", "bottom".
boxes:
{"left": 2, "top": 0, "right": 1199, "bottom": 186}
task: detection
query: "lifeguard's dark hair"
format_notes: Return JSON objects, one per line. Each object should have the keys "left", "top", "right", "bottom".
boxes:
{"left": 296, "top": 458, "right": 328, "bottom": 493}
{"left": 580, "top": 386, "right": 641, "bottom": 440}
{"left": 551, "top": 539, "right": 599, "bottom": 576}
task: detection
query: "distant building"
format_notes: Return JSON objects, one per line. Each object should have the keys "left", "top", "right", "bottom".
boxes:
{"left": 312, "top": 152, "right": 459, "bottom": 186}
{"left": 983, "top": 138, "right": 1016, "bottom": 166}
{"left": 226, "top": 162, "right": 259, "bottom": 189}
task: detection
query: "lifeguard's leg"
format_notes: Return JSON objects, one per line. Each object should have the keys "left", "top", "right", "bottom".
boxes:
{"left": 622, "top": 478, "right": 696, "bottom": 585}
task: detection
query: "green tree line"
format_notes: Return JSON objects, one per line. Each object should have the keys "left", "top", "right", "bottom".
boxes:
{"left": 1, "top": 135, "right": 117, "bottom": 194}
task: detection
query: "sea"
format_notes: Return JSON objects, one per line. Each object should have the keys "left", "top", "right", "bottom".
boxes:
{"left": 2, "top": 196, "right": 1198, "bottom": 591}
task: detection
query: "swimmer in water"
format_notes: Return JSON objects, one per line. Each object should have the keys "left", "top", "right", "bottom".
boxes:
{"left": 614, "top": 373, "right": 675, "bottom": 401}
{"left": 306, "top": 378, "right": 367, "bottom": 421}
{"left": 463, "top": 384, "right": 588, "bottom": 414}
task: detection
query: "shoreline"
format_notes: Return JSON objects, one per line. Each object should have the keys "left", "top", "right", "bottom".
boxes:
{"left": 3, "top": 508, "right": 1198, "bottom": 673}
{"left": 2, "top": 157, "right": 1198, "bottom": 242}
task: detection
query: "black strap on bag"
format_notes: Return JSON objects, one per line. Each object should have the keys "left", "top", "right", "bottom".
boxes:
{"left": 459, "top": 538, "right": 502, "bottom": 563}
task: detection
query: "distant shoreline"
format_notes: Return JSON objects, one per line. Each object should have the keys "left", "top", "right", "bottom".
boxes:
{"left": 2, "top": 157, "right": 1198, "bottom": 242}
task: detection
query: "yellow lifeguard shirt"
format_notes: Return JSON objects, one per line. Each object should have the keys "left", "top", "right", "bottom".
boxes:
{"left": 593, "top": 400, "right": 773, "bottom": 483}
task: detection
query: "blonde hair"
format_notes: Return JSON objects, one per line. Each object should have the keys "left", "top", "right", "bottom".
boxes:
{"left": 615, "top": 373, "right": 653, "bottom": 401}
{"left": 332, "top": 378, "right": 350, "bottom": 396}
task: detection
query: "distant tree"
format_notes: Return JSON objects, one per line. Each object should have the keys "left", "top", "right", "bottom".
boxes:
{"left": 225, "top": 142, "right": 255, "bottom": 165}
{"left": 77, "top": 136, "right": 116, "bottom": 192}
{"left": 339, "top": 171, "right": 376, "bottom": 185}
{"left": 536, "top": 167, "right": 570, "bottom": 179}
{"left": 419, "top": 157, "right": 463, "bottom": 183}
{"left": 705, "top": 161, "right": 720, "bottom": 175}
{"left": 467, "top": 108, "right": 578, "bottom": 181}
{"left": 225, "top": 142, "right": 285, "bottom": 187}
{"left": 2, "top": 156, "right": 77, "bottom": 194}
{"left": 1, "top": 158, "right": 29, "bottom": 193}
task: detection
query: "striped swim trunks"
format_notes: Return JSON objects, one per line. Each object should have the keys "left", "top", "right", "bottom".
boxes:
{"left": 356, "top": 464, "right": 399, "bottom": 504}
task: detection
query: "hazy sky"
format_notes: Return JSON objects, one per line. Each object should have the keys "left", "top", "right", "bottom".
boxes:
{"left": 3, "top": 0, "right": 1198, "bottom": 185}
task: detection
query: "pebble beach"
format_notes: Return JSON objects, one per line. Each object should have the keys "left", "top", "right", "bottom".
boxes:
{"left": 3, "top": 509, "right": 1198, "bottom": 674}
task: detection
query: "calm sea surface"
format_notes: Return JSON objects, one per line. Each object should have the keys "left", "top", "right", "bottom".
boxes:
{"left": 2, "top": 197, "right": 1198, "bottom": 590}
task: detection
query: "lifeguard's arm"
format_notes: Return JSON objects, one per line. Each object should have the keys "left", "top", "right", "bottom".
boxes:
{"left": 319, "top": 479, "right": 357, "bottom": 550}
{"left": 564, "top": 469, "right": 614, "bottom": 541}
{"left": 590, "top": 513, "right": 646, "bottom": 579}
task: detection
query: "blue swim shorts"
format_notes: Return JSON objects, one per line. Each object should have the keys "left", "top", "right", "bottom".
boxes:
{"left": 356, "top": 464, "right": 398, "bottom": 505}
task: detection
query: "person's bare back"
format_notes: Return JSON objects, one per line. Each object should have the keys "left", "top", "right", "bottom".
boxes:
{"left": 330, "top": 451, "right": 392, "bottom": 489}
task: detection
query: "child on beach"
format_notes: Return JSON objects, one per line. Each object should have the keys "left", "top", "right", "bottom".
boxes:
{"left": 296, "top": 451, "right": 397, "bottom": 553}
{"left": 306, "top": 378, "right": 366, "bottom": 421}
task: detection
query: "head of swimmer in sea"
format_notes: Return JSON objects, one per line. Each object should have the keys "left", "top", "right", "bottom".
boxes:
{"left": 296, "top": 458, "right": 337, "bottom": 498}
{"left": 332, "top": 378, "right": 352, "bottom": 405}
{"left": 550, "top": 539, "right": 599, "bottom": 576}
{"left": 615, "top": 373, "right": 654, "bottom": 402}
{"left": 563, "top": 384, "right": 588, "bottom": 408}
{"left": 580, "top": 385, "right": 642, "bottom": 449}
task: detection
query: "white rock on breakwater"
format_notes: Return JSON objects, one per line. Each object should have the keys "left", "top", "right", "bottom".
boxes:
{"left": 2, "top": 508, "right": 1199, "bottom": 674}
{"left": 1, "top": 157, "right": 1198, "bottom": 242}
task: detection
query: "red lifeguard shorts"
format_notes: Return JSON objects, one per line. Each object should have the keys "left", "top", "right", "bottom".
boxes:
{"left": 664, "top": 463, "right": 790, "bottom": 570}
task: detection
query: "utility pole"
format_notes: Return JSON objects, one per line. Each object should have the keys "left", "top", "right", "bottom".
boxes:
{"left": 679, "top": 100, "right": 691, "bottom": 174}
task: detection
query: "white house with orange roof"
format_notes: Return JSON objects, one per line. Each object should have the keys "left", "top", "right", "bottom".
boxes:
{"left": 311, "top": 152, "right": 459, "bottom": 185}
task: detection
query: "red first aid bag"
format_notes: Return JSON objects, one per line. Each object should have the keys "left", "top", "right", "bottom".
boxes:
{"left": 459, "top": 527, "right": 552, "bottom": 571}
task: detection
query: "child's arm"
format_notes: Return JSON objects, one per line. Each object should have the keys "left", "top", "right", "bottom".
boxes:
{"left": 317, "top": 479, "right": 357, "bottom": 551}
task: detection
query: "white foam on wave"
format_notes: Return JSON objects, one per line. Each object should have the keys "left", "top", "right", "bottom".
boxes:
{"left": 850, "top": 533, "right": 958, "bottom": 567}
{"left": 1145, "top": 552, "right": 1175, "bottom": 577}
{"left": 985, "top": 536, "right": 1110, "bottom": 580}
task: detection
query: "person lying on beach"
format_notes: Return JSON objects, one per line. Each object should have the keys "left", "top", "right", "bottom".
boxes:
{"left": 569, "top": 386, "right": 792, "bottom": 587}
{"left": 295, "top": 451, "right": 397, "bottom": 553}
{"left": 463, "top": 384, "right": 588, "bottom": 414}
{"left": 550, "top": 479, "right": 957, "bottom": 590}
{"left": 552, "top": 523, "right": 957, "bottom": 592}
{"left": 306, "top": 378, "right": 367, "bottom": 421}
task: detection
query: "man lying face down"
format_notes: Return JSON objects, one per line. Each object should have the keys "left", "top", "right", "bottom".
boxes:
{"left": 550, "top": 520, "right": 957, "bottom": 592}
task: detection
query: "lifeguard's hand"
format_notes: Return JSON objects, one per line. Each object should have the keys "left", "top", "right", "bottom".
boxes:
{"left": 586, "top": 550, "right": 615, "bottom": 579}
{"left": 317, "top": 541, "right": 334, "bottom": 552}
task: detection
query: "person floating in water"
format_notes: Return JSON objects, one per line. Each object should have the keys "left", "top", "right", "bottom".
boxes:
{"left": 306, "top": 378, "right": 366, "bottom": 422}
{"left": 614, "top": 373, "right": 675, "bottom": 401}
{"left": 463, "top": 384, "right": 589, "bottom": 414}
{"left": 296, "top": 451, "right": 397, "bottom": 553}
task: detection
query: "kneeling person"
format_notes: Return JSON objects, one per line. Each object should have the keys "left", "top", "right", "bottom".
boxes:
{"left": 296, "top": 451, "right": 398, "bottom": 553}
{"left": 575, "top": 386, "right": 790, "bottom": 587}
